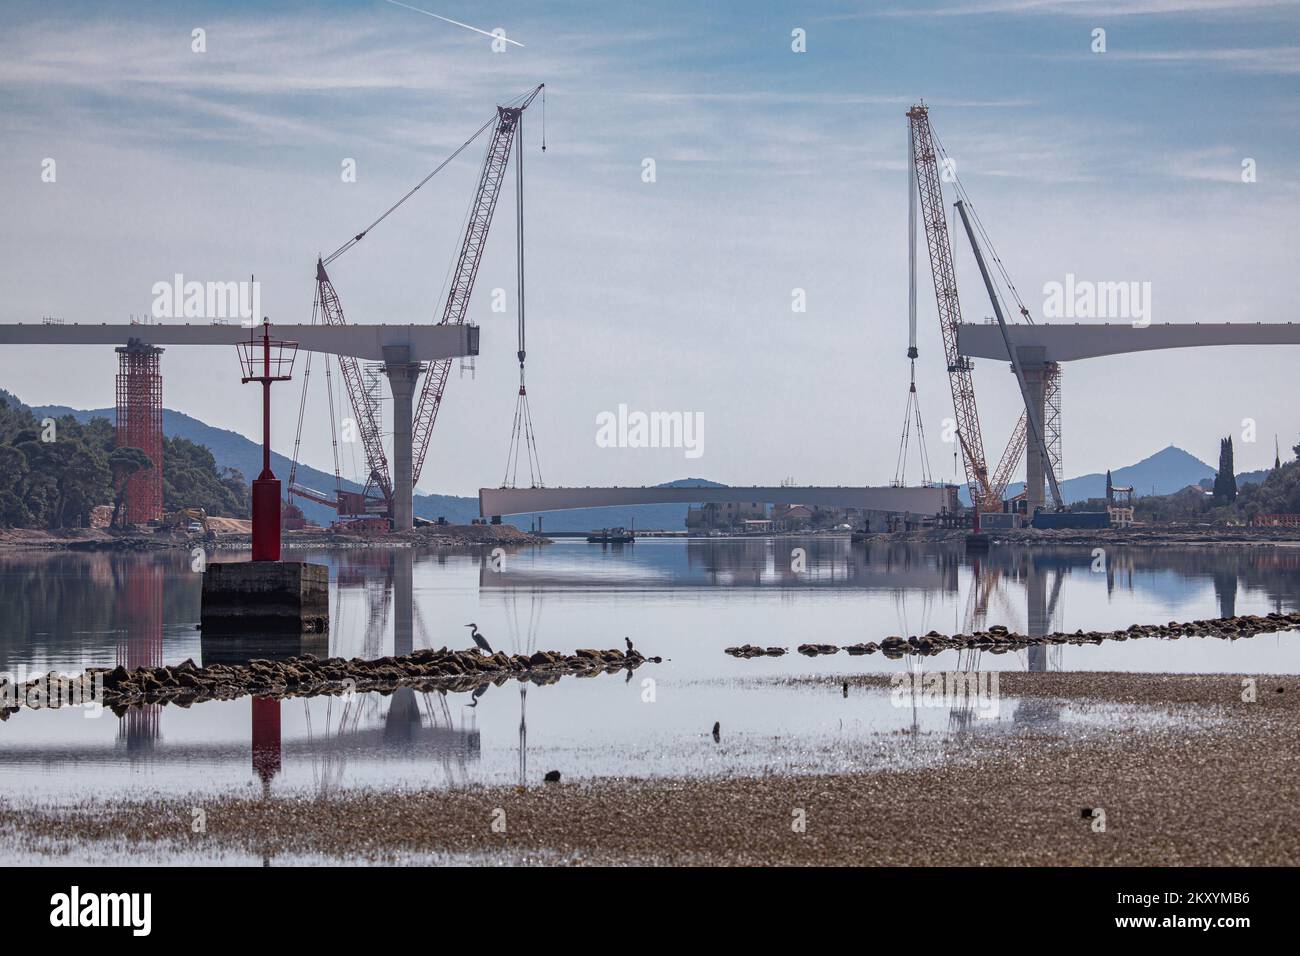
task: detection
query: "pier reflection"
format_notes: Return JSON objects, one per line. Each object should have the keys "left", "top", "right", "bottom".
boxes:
{"left": 0, "top": 539, "right": 1297, "bottom": 803}
{"left": 196, "top": 548, "right": 480, "bottom": 796}
{"left": 116, "top": 560, "right": 164, "bottom": 751}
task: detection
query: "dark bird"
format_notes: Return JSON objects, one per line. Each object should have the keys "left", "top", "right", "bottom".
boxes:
{"left": 842, "top": 681, "right": 849, "bottom": 699}
{"left": 465, "top": 622, "right": 492, "bottom": 655}
{"left": 625, "top": 637, "right": 634, "bottom": 653}
{"left": 712, "top": 721, "right": 720, "bottom": 743}
{"left": 544, "top": 770, "right": 561, "bottom": 783}
{"left": 467, "top": 683, "right": 490, "bottom": 707}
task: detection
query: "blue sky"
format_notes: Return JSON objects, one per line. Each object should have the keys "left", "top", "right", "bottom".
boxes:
{"left": 2, "top": 0, "right": 1298, "bottom": 495}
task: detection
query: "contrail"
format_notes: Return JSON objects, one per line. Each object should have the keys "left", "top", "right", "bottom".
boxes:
{"left": 381, "top": 0, "right": 525, "bottom": 47}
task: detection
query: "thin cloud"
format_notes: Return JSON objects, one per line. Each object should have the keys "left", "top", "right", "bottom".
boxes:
{"left": 380, "top": 0, "right": 524, "bottom": 47}
{"left": 1098, "top": 45, "right": 1300, "bottom": 74}
{"left": 865, "top": 0, "right": 1300, "bottom": 17}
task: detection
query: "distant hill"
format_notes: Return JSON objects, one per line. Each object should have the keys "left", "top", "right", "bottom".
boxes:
{"left": 961, "top": 445, "right": 1219, "bottom": 507}
{"left": 32, "top": 402, "right": 479, "bottom": 527}
{"left": 1206, "top": 467, "right": 1272, "bottom": 492}
{"left": 505, "top": 478, "right": 727, "bottom": 531}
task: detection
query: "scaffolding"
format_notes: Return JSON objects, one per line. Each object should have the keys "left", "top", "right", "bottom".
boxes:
{"left": 1044, "top": 362, "right": 1062, "bottom": 479}
{"left": 115, "top": 340, "right": 164, "bottom": 524}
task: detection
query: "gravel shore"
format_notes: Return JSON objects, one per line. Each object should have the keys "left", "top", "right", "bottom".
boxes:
{"left": 1, "top": 672, "right": 1295, "bottom": 866}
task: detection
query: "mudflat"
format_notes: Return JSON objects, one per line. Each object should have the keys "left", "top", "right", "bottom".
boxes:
{"left": 1, "top": 672, "right": 1294, "bottom": 866}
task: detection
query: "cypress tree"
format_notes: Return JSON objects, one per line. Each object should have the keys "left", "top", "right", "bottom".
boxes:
{"left": 1105, "top": 469, "right": 1113, "bottom": 504}
{"left": 1214, "top": 436, "right": 1238, "bottom": 503}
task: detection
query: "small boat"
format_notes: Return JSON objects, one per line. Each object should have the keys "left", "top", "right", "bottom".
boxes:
{"left": 587, "top": 527, "right": 634, "bottom": 544}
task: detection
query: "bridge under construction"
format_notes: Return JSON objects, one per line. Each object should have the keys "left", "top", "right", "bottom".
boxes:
{"left": 4, "top": 95, "right": 1298, "bottom": 533}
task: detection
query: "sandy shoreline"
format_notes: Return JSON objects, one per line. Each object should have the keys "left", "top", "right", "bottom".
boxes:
{"left": 2, "top": 672, "right": 1295, "bottom": 866}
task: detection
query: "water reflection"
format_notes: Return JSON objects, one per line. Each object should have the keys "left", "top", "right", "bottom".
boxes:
{"left": 0, "top": 540, "right": 1297, "bottom": 803}
{"left": 117, "top": 561, "right": 163, "bottom": 751}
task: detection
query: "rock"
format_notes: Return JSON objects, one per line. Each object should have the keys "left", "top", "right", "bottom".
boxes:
{"left": 543, "top": 770, "right": 561, "bottom": 783}
{"left": 797, "top": 643, "right": 839, "bottom": 656}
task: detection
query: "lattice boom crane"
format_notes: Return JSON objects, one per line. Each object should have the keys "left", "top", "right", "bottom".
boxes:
{"left": 907, "top": 103, "right": 1053, "bottom": 514}
{"left": 313, "top": 259, "right": 393, "bottom": 505}
{"left": 412, "top": 86, "right": 543, "bottom": 490}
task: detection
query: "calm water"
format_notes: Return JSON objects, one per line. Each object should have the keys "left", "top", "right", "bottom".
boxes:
{"left": 1, "top": 538, "right": 1297, "bottom": 805}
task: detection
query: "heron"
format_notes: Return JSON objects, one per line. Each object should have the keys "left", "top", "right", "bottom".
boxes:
{"left": 465, "top": 622, "right": 493, "bottom": 655}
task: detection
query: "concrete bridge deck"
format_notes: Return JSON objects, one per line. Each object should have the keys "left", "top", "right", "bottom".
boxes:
{"left": 0, "top": 322, "right": 479, "bottom": 362}
{"left": 956, "top": 321, "right": 1300, "bottom": 363}
{"left": 480, "top": 484, "right": 958, "bottom": 518}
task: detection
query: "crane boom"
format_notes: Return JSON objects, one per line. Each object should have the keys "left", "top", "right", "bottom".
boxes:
{"left": 989, "top": 411, "right": 1027, "bottom": 502}
{"left": 955, "top": 199, "right": 1064, "bottom": 510}
{"left": 411, "top": 85, "right": 543, "bottom": 488}
{"left": 907, "top": 105, "right": 992, "bottom": 510}
{"left": 314, "top": 259, "right": 393, "bottom": 503}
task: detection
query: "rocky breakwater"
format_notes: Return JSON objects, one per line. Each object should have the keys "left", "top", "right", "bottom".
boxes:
{"left": 0, "top": 646, "right": 659, "bottom": 718}
{"left": 726, "top": 610, "right": 1300, "bottom": 660}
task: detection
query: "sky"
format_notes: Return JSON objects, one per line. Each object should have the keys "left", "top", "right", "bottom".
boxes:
{"left": 1, "top": 0, "right": 1298, "bottom": 497}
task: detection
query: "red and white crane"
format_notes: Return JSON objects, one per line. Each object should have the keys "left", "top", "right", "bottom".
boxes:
{"left": 906, "top": 103, "right": 1062, "bottom": 518}
{"left": 288, "top": 84, "right": 544, "bottom": 525}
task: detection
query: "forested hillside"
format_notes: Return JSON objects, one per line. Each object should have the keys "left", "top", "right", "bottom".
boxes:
{"left": 0, "top": 390, "right": 247, "bottom": 528}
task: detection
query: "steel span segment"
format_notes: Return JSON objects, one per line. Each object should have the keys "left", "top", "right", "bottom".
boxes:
{"left": 480, "top": 485, "right": 958, "bottom": 517}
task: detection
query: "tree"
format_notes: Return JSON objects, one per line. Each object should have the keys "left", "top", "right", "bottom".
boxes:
{"left": 1105, "top": 469, "right": 1113, "bottom": 504}
{"left": 1213, "top": 436, "right": 1237, "bottom": 504}
{"left": 0, "top": 394, "right": 247, "bottom": 529}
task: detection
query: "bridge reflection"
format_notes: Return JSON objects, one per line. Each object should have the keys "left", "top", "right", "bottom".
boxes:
{"left": 2, "top": 540, "right": 1297, "bottom": 800}
{"left": 212, "top": 547, "right": 481, "bottom": 797}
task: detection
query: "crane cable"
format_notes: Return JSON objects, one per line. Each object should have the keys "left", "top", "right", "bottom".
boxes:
{"left": 895, "top": 147, "right": 932, "bottom": 487}
{"left": 929, "top": 125, "right": 1035, "bottom": 325}
{"left": 503, "top": 112, "right": 544, "bottom": 489}
{"left": 321, "top": 84, "right": 544, "bottom": 267}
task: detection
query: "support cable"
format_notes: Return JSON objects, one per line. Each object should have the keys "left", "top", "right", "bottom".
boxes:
{"left": 321, "top": 84, "right": 542, "bottom": 267}
{"left": 503, "top": 114, "right": 544, "bottom": 489}
{"left": 930, "top": 126, "right": 1034, "bottom": 323}
{"left": 894, "top": 148, "right": 932, "bottom": 487}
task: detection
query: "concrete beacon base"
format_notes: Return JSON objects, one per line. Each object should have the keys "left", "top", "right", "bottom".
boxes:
{"left": 201, "top": 561, "right": 329, "bottom": 635}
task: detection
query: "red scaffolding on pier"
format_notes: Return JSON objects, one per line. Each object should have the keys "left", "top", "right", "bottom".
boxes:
{"left": 114, "top": 340, "right": 164, "bottom": 524}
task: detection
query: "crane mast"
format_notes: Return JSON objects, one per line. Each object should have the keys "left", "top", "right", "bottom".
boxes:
{"left": 313, "top": 259, "right": 393, "bottom": 504}
{"left": 288, "top": 84, "right": 544, "bottom": 525}
{"left": 411, "top": 86, "right": 542, "bottom": 489}
{"left": 908, "top": 103, "right": 1060, "bottom": 515}
{"left": 907, "top": 104, "right": 992, "bottom": 511}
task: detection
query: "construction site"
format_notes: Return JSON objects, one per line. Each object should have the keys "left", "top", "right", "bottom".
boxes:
{"left": 3, "top": 0, "right": 1300, "bottom": 908}
{"left": 6, "top": 95, "right": 1290, "bottom": 548}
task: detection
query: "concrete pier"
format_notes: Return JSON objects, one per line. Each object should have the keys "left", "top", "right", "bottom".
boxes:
{"left": 200, "top": 561, "right": 329, "bottom": 635}
{"left": 384, "top": 346, "right": 423, "bottom": 532}
{"left": 1018, "top": 347, "right": 1049, "bottom": 516}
